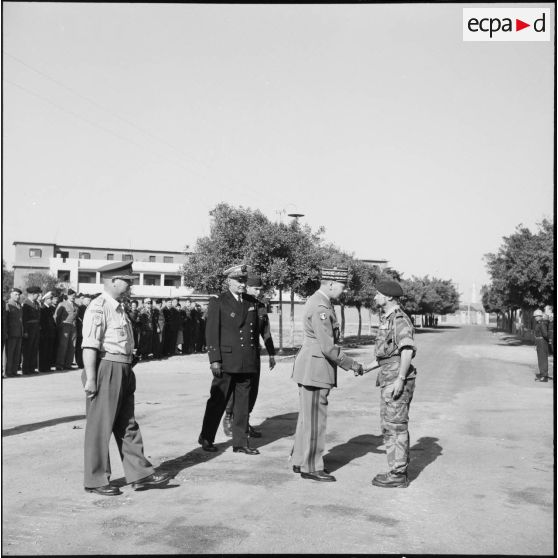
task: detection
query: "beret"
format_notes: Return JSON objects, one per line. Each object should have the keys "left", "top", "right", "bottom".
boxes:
{"left": 224, "top": 264, "right": 250, "bottom": 279}
{"left": 321, "top": 267, "right": 349, "bottom": 284}
{"left": 26, "top": 286, "right": 42, "bottom": 294}
{"left": 376, "top": 279, "right": 404, "bottom": 297}
{"left": 247, "top": 272, "right": 263, "bottom": 287}
{"left": 533, "top": 309, "right": 544, "bottom": 317}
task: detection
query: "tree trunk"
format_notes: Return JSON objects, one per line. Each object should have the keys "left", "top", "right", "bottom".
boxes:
{"left": 340, "top": 303, "right": 346, "bottom": 343}
{"left": 290, "top": 290, "right": 295, "bottom": 347}
{"left": 278, "top": 288, "right": 283, "bottom": 353}
{"left": 357, "top": 305, "right": 362, "bottom": 342}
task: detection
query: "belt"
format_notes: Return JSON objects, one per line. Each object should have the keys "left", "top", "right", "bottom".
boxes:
{"left": 25, "top": 320, "right": 39, "bottom": 324}
{"left": 99, "top": 352, "right": 133, "bottom": 364}
{"left": 377, "top": 355, "right": 401, "bottom": 365}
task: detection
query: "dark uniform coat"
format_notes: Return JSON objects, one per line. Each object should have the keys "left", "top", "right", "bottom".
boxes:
{"left": 39, "top": 305, "right": 57, "bottom": 372}
{"left": 206, "top": 291, "right": 261, "bottom": 373}
{"left": 3, "top": 300, "right": 23, "bottom": 376}
{"left": 22, "top": 298, "right": 41, "bottom": 373}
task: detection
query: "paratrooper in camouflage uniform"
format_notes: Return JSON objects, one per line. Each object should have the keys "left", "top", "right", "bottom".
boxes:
{"left": 366, "top": 278, "right": 417, "bottom": 488}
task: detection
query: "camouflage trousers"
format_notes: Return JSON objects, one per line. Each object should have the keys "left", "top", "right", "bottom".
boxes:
{"left": 380, "top": 378, "right": 415, "bottom": 474}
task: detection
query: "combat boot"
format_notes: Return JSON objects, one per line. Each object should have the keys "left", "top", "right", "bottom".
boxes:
{"left": 371, "top": 471, "right": 408, "bottom": 488}
{"left": 222, "top": 413, "right": 233, "bottom": 437}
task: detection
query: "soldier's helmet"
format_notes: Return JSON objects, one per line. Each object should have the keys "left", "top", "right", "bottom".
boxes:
{"left": 533, "top": 309, "right": 544, "bottom": 317}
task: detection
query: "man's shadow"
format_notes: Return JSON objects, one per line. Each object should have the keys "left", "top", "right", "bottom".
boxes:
{"left": 324, "top": 434, "right": 442, "bottom": 483}
{"left": 113, "top": 411, "right": 300, "bottom": 486}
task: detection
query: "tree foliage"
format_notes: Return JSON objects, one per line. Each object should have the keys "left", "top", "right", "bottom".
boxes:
{"left": 483, "top": 219, "right": 554, "bottom": 312}
{"left": 24, "top": 271, "right": 59, "bottom": 293}
{"left": 2, "top": 260, "right": 14, "bottom": 301}
{"left": 400, "top": 276, "right": 460, "bottom": 316}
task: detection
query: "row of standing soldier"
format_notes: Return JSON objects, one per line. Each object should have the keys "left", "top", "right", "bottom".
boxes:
{"left": 2, "top": 287, "right": 206, "bottom": 377}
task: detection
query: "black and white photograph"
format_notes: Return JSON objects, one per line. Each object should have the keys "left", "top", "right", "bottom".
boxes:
{"left": 1, "top": 2, "right": 555, "bottom": 555}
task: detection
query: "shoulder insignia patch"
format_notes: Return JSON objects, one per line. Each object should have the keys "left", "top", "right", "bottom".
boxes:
{"left": 319, "top": 312, "right": 327, "bottom": 320}
{"left": 93, "top": 314, "right": 103, "bottom": 325}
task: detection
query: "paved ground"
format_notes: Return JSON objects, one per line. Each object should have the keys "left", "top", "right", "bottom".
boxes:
{"left": 1, "top": 325, "right": 554, "bottom": 555}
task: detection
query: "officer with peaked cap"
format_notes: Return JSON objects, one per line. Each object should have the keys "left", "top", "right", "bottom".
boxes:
{"left": 198, "top": 264, "right": 263, "bottom": 454}
{"left": 364, "top": 277, "right": 417, "bottom": 488}
{"left": 80, "top": 261, "right": 172, "bottom": 495}
{"left": 21, "top": 286, "right": 42, "bottom": 374}
{"left": 222, "top": 270, "right": 276, "bottom": 438}
{"left": 291, "top": 267, "right": 364, "bottom": 482}
{"left": 3, "top": 287, "right": 23, "bottom": 377}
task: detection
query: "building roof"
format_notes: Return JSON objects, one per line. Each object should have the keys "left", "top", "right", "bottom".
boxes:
{"left": 14, "top": 240, "right": 191, "bottom": 256}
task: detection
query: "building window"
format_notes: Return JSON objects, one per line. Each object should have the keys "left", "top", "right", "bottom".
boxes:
{"left": 164, "top": 275, "right": 181, "bottom": 287}
{"left": 149, "top": 255, "right": 156, "bottom": 263}
{"left": 57, "top": 270, "right": 70, "bottom": 282}
{"left": 29, "top": 248, "right": 42, "bottom": 258}
{"left": 78, "top": 271, "right": 96, "bottom": 284}
{"left": 79, "top": 252, "right": 91, "bottom": 259}
{"left": 107, "top": 253, "right": 114, "bottom": 260}
{"left": 122, "top": 254, "right": 133, "bottom": 261}
{"left": 143, "top": 274, "right": 161, "bottom": 286}
{"left": 163, "top": 256, "right": 174, "bottom": 263}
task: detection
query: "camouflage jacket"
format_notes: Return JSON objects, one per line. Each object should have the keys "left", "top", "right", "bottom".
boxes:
{"left": 375, "top": 305, "right": 417, "bottom": 387}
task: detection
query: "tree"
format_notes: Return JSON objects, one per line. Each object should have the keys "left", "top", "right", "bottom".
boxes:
{"left": 24, "top": 271, "right": 59, "bottom": 293}
{"left": 2, "top": 260, "right": 14, "bottom": 301}
{"left": 483, "top": 219, "right": 554, "bottom": 331}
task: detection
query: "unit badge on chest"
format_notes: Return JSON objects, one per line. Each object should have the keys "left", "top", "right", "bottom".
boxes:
{"left": 230, "top": 312, "right": 236, "bottom": 318}
{"left": 319, "top": 312, "right": 327, "bottom": 320}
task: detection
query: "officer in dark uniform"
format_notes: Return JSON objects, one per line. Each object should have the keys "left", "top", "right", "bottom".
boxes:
{"left": 364, "top": 278, "right": 417, "bottom": 488}
{"left": 39, "top": 291, "right": 57, "bottom": 372}
{"left": 22, "top": 286, "right": 42, "bottom": 374}
{"left": 198, "top": 264, "right": 262, "bottom": 455}
{"left": 161, "top": 299, "right": 173, "bottom": 356}
{"left": 3, "top": 287, "right": 23, "bottom": 377}
{"left": 152, "top": 299, "right": 165, "bottom": 358}
{"left": 81, "top": 261, "right": 172, "bottom": 496}
{"left": 222, "top": 271, "right": 276, "bottom": 438}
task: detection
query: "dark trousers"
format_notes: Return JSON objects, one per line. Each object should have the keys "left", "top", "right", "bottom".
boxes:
{"left": 39, "top": 329, "right": 56, "bottom": 372}
{"left": 75, "top": 335, "right": 84, "bottom": 368}
{"left": 225, "top": 370, "right": 260, "bottom": 416}
{"left": 22, "top": 325, "right": 40, "bottom": 373}
{"left": 4, "top": 337, "right": 22, "bottom": 376}
{"left": 82, "top": 360, "right": 154, "bottom": 488}
{"left": 56, "top": 324, "right": 76, "bottom": 369}
{"left": 152, "top": 329, "right": 163, "bottom": 358}
{"left": 200, "top": 372, "right": 253, "bottom": 446}
{"left": 535, "top": 338, "right": 549, "bottom": 377}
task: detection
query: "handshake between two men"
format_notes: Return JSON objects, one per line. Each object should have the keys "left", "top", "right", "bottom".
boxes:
{"left": 350, "top": 359, "right": 381, "bottom": 377}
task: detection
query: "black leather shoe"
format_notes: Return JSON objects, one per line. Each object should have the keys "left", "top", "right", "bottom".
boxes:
{"left": 85, "top": 484, "right": 122, "bottom": 496}
{"left": 233, "top": 446, "right": 260, "bottom": 455}
{"left": 248, "top": 424, "right": 262, "bottom": 438}
{"left": 293, "top": 465, "right": 330, "bottom": 474}
{"left": 222, "top": 414, "right": 233, "bottom": 437}
{"left": 371, "top": 471, "right": 408, "bottom": 488}
{"left": 539, "top": 377, "right": 549, "bottom": 382}
{"left": 131, "top": 472, "right": 172, "bottom": 490}
{"left": 198, "top": 435, "right": 218, "bottom": 452}
{"left": 300, "top": 470, "right": 336, "bottom": 482}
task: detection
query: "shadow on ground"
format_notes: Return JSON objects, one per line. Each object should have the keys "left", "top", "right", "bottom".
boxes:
{"left": 124, "top": 412, "right": 299, "bottom": 485}
{"left": 2, "top": 414, "right": 86, "bottom": 437}
{"left": 408, "top": 436, "right": 443, "bottom": 482}
{"left": 324, "top": 434, "right": 384, "bottom": 472}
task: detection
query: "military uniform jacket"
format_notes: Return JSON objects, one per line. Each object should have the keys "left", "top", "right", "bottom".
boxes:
{"left": 54, "top": 300, "right": 78, "bottom": 327}
{"left": 4, "top": 300, "right": 23, "bottom": 338}
{"left": 292, "top": 290, "right": 355, "bottom": 389}
{"left": 246, "top": 295, "right": 275, "bottom": 356}
{"left": 39, "top": 305, "right": 57, "bottom": 334}
{"left": 22, "top": 299, "right": 41, "bottom": 333}
{"left": 534, "top": 321, "right": 549, "bottom": 341}
{"left": 375, "top": 305, "right": 417, "bottom": 387}
{"left": 206, "top": 291, "right": 261, "bottom": 374}
{"left": 138, "top": 307, "right": 153, "bottom": 331}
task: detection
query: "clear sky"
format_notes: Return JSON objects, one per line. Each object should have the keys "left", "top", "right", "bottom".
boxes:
{"left": 2, "top": 3, "right": 554, "bottom": 303}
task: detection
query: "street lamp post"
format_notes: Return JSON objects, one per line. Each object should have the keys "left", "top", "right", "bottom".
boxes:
{"left": 287, "top": 212, "right": 305, "bottom": 349}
